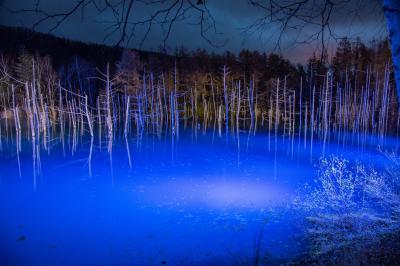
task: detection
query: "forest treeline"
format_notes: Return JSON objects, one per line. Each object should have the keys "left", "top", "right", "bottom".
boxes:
{"left": 0, "top": 24, "right": 397, "bottom": 147}
{"left": 0, "top": 24, "right": 391, "bottom": 99}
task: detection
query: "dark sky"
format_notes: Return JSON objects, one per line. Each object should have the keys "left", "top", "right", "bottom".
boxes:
{"left": 0, "top": 0, "right": 387, "bottom": 63}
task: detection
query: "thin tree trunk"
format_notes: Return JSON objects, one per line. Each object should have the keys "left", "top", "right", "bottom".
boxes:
{"left": 383, "top": 0, "right": 400, "bottom": 102}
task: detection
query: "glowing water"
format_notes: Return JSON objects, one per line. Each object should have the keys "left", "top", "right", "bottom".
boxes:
{"left": 0, "top": 131, "right": 397, "bottom": 265}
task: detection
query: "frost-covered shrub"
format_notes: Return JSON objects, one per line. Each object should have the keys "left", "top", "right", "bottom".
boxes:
{"left": 384, "top": 151, "right": 400, "bottom": 193}
{"left": 298, "top": 154, "right": 400, "bottom": 258}
{"left": 314, "top": 156, "right": 358, "bottom": 209}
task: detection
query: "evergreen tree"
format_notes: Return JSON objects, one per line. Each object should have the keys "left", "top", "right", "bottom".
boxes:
{"left": 14, "top": 49, "right": 34, "bottom": 82}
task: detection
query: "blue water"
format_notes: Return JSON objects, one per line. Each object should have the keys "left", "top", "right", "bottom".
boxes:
{"left": 0, "top": 130, "right": 398, "bottom": 265}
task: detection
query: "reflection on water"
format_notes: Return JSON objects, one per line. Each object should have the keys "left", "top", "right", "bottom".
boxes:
{"left": 0, "top": 130, "right": 398, "bottom": 265}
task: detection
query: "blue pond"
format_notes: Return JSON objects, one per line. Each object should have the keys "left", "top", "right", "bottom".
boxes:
{"left": 0, "top": 130, "right": 397, "bottom": 265}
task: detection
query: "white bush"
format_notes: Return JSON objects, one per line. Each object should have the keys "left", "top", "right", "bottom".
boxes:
{"left": 298, "top": 154, "right": 400, "bottom": 257}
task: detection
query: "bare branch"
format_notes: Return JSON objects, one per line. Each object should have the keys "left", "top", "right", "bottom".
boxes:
{"left": 7, "top": 0, "right": 223, "bottom": 49}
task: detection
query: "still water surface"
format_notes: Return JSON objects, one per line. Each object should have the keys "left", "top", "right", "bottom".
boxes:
{"left": 0, "top": 131, "right": 396, "bottom": 265}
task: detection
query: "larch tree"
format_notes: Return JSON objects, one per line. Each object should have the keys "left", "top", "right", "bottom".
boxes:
{"left": 8, "top": 0, "right": 400, "bottom": 100}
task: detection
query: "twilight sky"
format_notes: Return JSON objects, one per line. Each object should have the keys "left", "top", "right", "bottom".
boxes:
{"left": 0, "top": 0, "right": 387, "bottom": 63}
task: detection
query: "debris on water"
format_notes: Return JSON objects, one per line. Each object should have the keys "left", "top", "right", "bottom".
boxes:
{"left": 16, "top": 235, "right": 26, "bottom": 241}
{"left": 48, "top": 244, "right": 58, "bottom": 248}
{"left": 18, "top": 225, "right": 24, "bottom": 229}
{"left": 148, "top": 235, "right": 153, "bottom": 239}
{"left": 160, "top": 261, "right": 166, "bottom": 264}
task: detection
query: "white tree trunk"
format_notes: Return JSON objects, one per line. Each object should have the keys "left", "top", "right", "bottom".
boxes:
{"left": 383, "top": 0, "right": 400, "bottom": 101}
